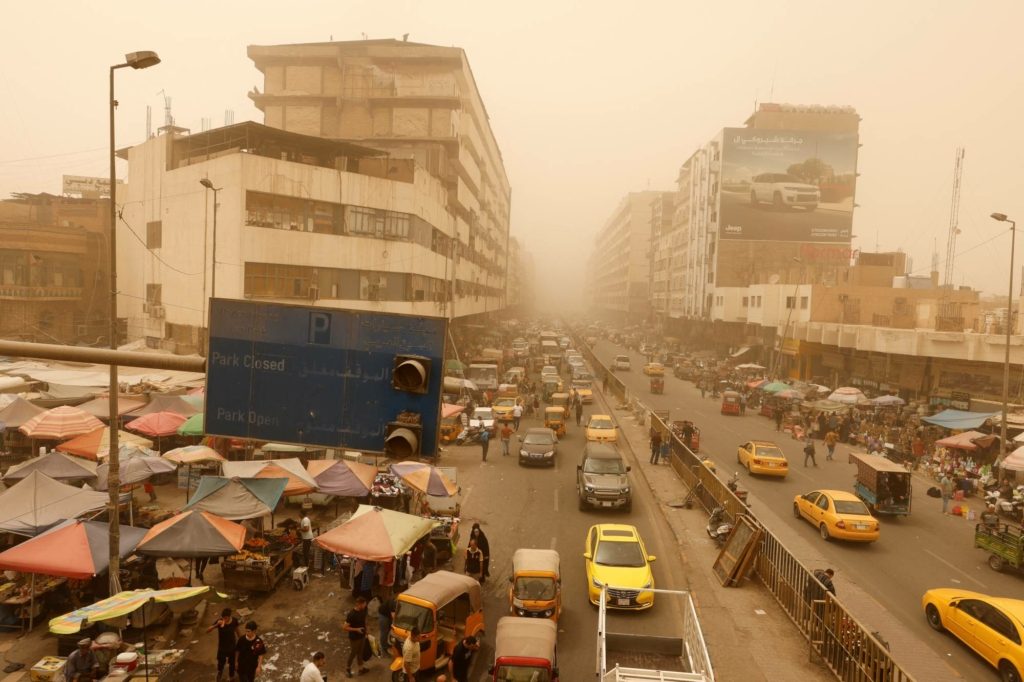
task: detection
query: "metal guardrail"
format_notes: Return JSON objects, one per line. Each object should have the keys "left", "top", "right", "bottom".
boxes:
{"left": 575, "top": 336, "right": 913, "bottom": 682}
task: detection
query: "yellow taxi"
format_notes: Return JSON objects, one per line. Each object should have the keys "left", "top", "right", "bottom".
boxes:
{"left": 642, "top": 362, "right": 665, "bottom": 376}
{"left": 793, "top": 489, "right": 879, "bottom": 542}
{"left": 585, "top": 415, "right": 618, "bottom": 443}
{"left": 492, "top": 396, "right": 517, "bottom": 421}
{"left": 584, "top": 524, "right": 656, "bottom": 609}
{"left": 737, "top": 440, "right": 788, "bottom": 477}
{"left": 922, "top": 588, "right": 1024, "bottom": 681}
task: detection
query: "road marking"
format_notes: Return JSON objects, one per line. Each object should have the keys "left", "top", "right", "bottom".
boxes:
{"left": 553, "top": 487, "right": 559, "bottom": 513}
{"left": 549, "top": 536, "right": 557, "bottom": 550}
{"left": 924, "top": 548, "right": 987, "bottom": 590}
{"left": 461, "top": 485, "right": 473, "bottom": 509}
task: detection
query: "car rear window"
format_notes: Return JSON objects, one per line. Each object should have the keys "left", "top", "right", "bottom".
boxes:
{"left": 590, "top": 418, "right": 613, "bottom": 429}
{"left": 834, "top": 500, "right": 870, "bottom": 516}
{"left": 755, "top": 446, "right": 785, "bottom": 458}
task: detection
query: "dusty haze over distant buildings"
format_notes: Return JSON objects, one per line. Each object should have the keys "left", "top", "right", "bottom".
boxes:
{"left": 3, "top": 1, "right": 1024, "bottom": 309}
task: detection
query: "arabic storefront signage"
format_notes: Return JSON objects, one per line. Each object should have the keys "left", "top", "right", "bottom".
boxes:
{"left": 62, "top": 175, "right": 123, "bottom": 197}
{"left": 950, "top": 391, "right": 971, "bottom": 411}
{"left": 205, "top": 299, "right": 446, "bottom": 454}
{"left": 718, "top": 128, "right": 859, "bottom": 243}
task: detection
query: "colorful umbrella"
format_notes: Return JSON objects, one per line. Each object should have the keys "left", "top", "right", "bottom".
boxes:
{"left": 126, "top": 411, "right": 188, "bottom": 437}
{"left": 775, "top": 389, "right": 805, "bottom": 400}
{"left": 163, "top": 445, "right": 225, "bottom": 464}
{"left": 805, "top": 399, "right": 848, "bottom": 413}
{"left": 828, "top": 387, "right": 868, "bottom": 405}
{"left": 0, "top": 471, "right": 110, "bottom": 536}
{"left": 761, "top": 382, "right": 791, "bottom": 394}
{"left": 441, "top": 403, "right": 466, "bottom": 419}
{"left": 307, "top": 459, "right": 377, "bottom": 497}
{"left": 872, "top": 394, "right": 906, "bottom": 407}
{"left": 3, "top": 451, "right": 97, "bottom": 483}
{"left": 18, "top": 406, "right": 104, "bottom": 440}
{"left": 184, "top": 477, "right": 287, "bottom": 520}
{"left": 95, "top": 449, "right": 176, "bottom": 490}
{"left": 315, "top": 504, "right": 438, "bottom": 561}
{"left": 57, "top": 427, "right": 154, "bottom": 461}
{"left": 746, "top": 379, "right": 769, "bottom": 389}
{"left": 177, "top": 413, "right": 205, "bottom": 437}
{"left": 390, "top": 462, "right": 458, "bottom": 497}
{"left": 136, "top": 510, "right": 245, "bottom": 558}
{"left": 0, "top": 520, "right": 147, "bottom": 579}
{"left": 48, "top": 586, "right": 211, "bottom": 635}
{"left": 221, "top": 458, "right": 317, "bottom": 496}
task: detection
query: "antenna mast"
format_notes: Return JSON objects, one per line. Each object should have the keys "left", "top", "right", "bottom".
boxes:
{"left": 943, "top": 147, "right": 965, "bottom": 287}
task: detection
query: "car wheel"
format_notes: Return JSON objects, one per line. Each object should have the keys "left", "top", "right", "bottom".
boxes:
{"left": 989, "top": 555, "right": 1006, "bottom": 572}
{"left": 623, "top": 501, "right": 632, "bottom": 513}
{"left": 737, "top": 451, "right": 742, "bottom": 464}
{"left": 925, "top": 604, "right": 944, "bottom": 631}
{"left": 578, "top": 496, "right": 587, "bottom": 511}
{"left": 1000, "top": 661, "right": 1021, "bottom": 682}
{"left": 792, "top": 503, "right": 801, "bottom": 519}
{"left": 819, "top": 524, "right": 831, "bottom": 541}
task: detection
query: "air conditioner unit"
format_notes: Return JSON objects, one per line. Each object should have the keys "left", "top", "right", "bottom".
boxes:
{"left": 143, "top": 303, "right": 151, "bottom": 314}
{"left": 152, "top": 306, "right": 165, "bottom": 319}
{"left": 413, "top": 289, "right": 425, "bottom": 301}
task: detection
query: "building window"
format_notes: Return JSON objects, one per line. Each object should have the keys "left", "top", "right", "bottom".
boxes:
{"left": 345, "top": 206, "right": 379, "bottom": 236}
{"left": 146, "top": 221, "right": 162, "bottom": 249}
{"left": 801, "top": 296, "right": 809, "bottom": 309}
{"left": 246, "top": 191, "right": 342, "bottom": 235}
{"left": 786, "top": 296, "right": 796, "bottom": 309}
{"left": 742, "top": 296, "right": 748, "bottom": 307}
{"left": 146, "top": 283, "right": 162, "bottom": 305}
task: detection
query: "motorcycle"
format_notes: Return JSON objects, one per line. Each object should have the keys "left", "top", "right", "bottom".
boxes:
{"left": 726, "top": 472, "right": 750, "bottom": 506}
{"left": 985, "top": 485, "right": 1024, "bottom": 519}
{"left": 455, "top": 426, "right": 483, "bottom": 446}
{"left": 706, "top": 506, "right": 733, "bottom": 546}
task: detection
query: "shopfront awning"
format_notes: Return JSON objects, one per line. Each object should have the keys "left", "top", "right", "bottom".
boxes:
{"left": 922, "top": 409, "right": 1000, "bottom": 430}
{"left": 730, "top": 346, "right": 751, "bottom": 358}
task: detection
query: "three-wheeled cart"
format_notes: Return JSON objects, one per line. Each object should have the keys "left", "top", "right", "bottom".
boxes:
{"left": 650, "top": 377, "right": 664, "bottom": 394}
{"left": 975, "top": 522, "right": 1024, "bottom": 573}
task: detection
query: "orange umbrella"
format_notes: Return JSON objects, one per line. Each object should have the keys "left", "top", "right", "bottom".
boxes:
{"left": 57, "top": 427, "right": 154, "bottom": 461}
{"left": 126, "top": 411, "right": 187, "bottom": 438}
{"left": 18, "top": 406, "right": 104, "bottom": 440}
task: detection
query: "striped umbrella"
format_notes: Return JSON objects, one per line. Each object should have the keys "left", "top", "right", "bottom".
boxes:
{"left": 163, "top": 445, "right": 224, "bottom": 464}
{"left": 49, "top": 586, "right": 211, "bottom": 635}
{"left": 18, "top": 406, "right": 104, "bottom": 440}
{"left": 57, "top": 427, "right": 154, "bottom": 461}
{"left": 126, "top": 411, "right": 188, "bottom": 438}
{"left": 390, "top": 461, "right": 458, "bottom": 497}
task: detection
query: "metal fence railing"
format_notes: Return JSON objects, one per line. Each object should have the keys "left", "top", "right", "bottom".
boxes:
{"left": 576, "top": 337, "right": 913, "bottom": 682}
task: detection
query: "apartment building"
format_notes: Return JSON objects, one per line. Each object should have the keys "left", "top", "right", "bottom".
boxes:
{"left": 247, "top": 38, "right": 511, "bottom": 318}
{"left": 587, "top": 191, "right": 669, "bottom": 324}
{"left": 649, "top": 193, "right": 675, "bottom": 321}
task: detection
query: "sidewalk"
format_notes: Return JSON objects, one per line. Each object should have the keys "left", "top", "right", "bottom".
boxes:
{"left": 592, "top": 386, "right": 834, "bottom": 681}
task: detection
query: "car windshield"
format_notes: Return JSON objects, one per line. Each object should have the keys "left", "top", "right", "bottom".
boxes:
{"left": 595, "top": 540, "right": 646, "bottom": 567}
{"left": 584, "top": 457, "right": 624, "bottom": 474}
{"left": 834, "top": 500, "right": 871, "bottom": 516}
{"left": 474, "top": 409, "right": 493, "bottom": 420}
{"left": 513, "top": 576, "right": 557, "bottom": 600}
{"left": 615, "top": 356, "right": 628, "bottom": 362}
{"left": 495, "top": 399, "right": 516, "bottom": 408}
{"left": 589, "top": 418, "right": 613, "bottom": 430}
{"left": 523, "top": 433, "right": 554, "bottom": 446}
{"left": 494, "top": 666, "right": 551, "bottom": 682}
{"left": 393, "top": 601, "right": 434, "bottom": 633}
{"left": 755, "top": 446, "right": 785, "bottom": 458}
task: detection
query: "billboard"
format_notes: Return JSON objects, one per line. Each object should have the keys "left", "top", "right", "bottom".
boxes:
{"left": 718, "top": 128, "right": 858, "bottom": 242}
{"left": 62, "top": 175, "right": 123, "bottom": 197}
{"left": 205, "top": 300, "right": 447, "bottom": 457}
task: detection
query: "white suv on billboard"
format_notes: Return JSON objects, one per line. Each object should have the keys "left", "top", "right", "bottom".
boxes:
{"left": 749, "top": 173, "right": 819, "bottom": 211}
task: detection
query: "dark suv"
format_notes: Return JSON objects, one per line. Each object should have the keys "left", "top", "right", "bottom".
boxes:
{"left": 577, "top": 443, "right": 632, "bottom": 512}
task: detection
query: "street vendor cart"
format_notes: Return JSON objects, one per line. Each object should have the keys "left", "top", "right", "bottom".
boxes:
{"left": 975, "top": 522, "right": 1024, "bottom": 573}
{"left": 221, "top": 534, "right": 297, "bottom": 592}
{"left": 848, "top": 452, "right": 912, "bottom": 516}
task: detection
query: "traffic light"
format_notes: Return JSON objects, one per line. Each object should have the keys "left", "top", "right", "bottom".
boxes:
{"left": 384, "top": 421, "right": 422, "bottom": 459}
{"left": 393, "top": 354, "right": 431, "bottom": 393}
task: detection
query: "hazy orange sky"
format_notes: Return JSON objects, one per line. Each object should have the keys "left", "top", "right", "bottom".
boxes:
{"left": 3, "top": 1, "right": 1024, "bottom": 307}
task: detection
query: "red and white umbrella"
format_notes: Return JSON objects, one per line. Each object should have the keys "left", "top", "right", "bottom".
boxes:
{"left": 18, "top": 406, "right": 104, "bottom": 440}
{"left": 126, "top": 411, "right": 187, "bottom": 438}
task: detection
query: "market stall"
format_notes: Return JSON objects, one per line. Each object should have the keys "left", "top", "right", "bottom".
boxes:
{"left": 56, "top": 426, "right": 154, "bottom": 461}
{"left": 370, "top": 471, "right": 409, "bottom": 511}
{"left": 221, "top": 458, "right": 317, "bottom": 496}
{"left": 220, "top": 532, "right": 299, "bottom": 593}
{"left": 136, "top": 510, "right": 247, "bottom": 587}
{"left": 0, "top": 471, "right": 109, "bottom": 537}
{"left": 2, "top": 451, "right": 97, "bottom": 484}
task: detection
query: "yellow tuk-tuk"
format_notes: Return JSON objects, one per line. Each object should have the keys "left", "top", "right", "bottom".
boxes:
{"left": 490, "top": 617, "right": 560, "bottom": 682}
{"left": 391, "top": 570, "right": 485, "bottom": 673}
{"left": 544, "top": 406, "right": 566, "bottom": 437}
{"left": 440, "top": 415, "right": 462, "bottom": 443}
{"left": 550, "top": 392, "right": 570, "bottom": 411}
{"left": 508, "top": 548, "right": 561, "bottom": 621}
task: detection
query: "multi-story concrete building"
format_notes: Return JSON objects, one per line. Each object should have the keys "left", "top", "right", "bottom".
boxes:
{"left": 506, "top": 236, "right": 535, "bottom": 314}
{"left": 649, "top": 193, "right": 675, "bottom": 323}
{"left": 117, "top": 122, "right": 466, "bottom": 354}
{"left": 246, "top": 38, "right": 511, "bottom": 319}
{"left": 587, "top": 191, "right": 669, "bottom": 324}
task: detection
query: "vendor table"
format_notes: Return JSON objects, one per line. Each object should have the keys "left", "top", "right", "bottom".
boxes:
{"left": 222, "top": 549, "right": 294, "bottom": 592}
{"left": 1, "top": 576, "right": 66, "bottom": 627}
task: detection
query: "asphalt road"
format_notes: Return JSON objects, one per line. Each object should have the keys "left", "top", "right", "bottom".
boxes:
{"left": 594, "top": 339, "right": 1022, "bottom": 682}
{"left": 442, "top": 378, "right": 692, "bottom": 678}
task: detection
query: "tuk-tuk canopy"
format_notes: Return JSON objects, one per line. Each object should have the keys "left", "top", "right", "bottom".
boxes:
{"left": 722, "top": 390, "right": 741, "bottom": 401}
{"left": 544, "top": 407, "right": 565, "bottom": 417}
{"left": 402, "top": 570, "right": 482, "bottom": 613}
{"left": 512, "top": 548, "right": 560, "bottom": 577}
{"left": 494, "top": 616, "right": 557, "bottom": 662}
{"left": 551, "top": 393, "right": 569, "bottom": 404}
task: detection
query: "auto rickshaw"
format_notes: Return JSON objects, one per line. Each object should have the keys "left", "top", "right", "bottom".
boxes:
{"left": 650, "top": 376, "right": 664, "bottom": 394}
{"left": 544, "top": 406, "right": 566, "bottom": 438}
{"left": 541, "top": 377, "right": 560, "bottom": 401}
{"left": 507, "top": 548, "right": 562, "bottom": 621}
{"left": 489, "top": 617, "right": 560, "bottom": 681}
{"left": 390, "top": 570, "right": 485, "bottom": 675}
{"left": 440, "top": 414, "right": 462, "bottom": 444}
{"left": 720, "top": 390, "right": 741, "bottom": 416}
{"left": 550, "top": 392, "right": 570, "bottom": 411}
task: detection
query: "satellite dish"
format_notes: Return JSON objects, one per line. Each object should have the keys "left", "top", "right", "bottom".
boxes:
{"left": 768, "top": 274, "right": 780, "bottom": 285}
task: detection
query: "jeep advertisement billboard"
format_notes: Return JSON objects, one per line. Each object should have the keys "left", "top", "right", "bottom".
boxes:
{"left": 718, "top": 128, "right": 858, "bottom": 242}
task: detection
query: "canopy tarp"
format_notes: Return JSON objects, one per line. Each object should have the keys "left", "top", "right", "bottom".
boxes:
{"left": 0, "top": 520, "right": 146, "bottom": 579}
{"left": 802, "top": 399, "right": 849, "bottom": 413}
{"left": 0, "top": 471, "right": 110, "bottom": 536}
{"left": 441, "top": 403, "right": 466, "bottom": 419}
{"left": 761, "top": 381, "right": 791, "bottom": 394}
{"left": 3, "top": 451, "right": 97, "bottom": 483}
{"left": 183, "top": 477, "right": 287, "bottom": 520}
{"left": 49, "top": 586, "right": 211, "bottom": 635}
{"left": 57, "top": 427, "right": 154, "bottom": 461}
{"left": 1002, "top": 447, "right": 1024, "bottom": 472}
{"left": 827, "top": 387, "right": 868, "bottom": 405}
{"left": 934, "top": 430, "right": 998, "bottom": 451}
{"left": 871, "top": 394, "right": 906, "bottom": 407}
{"left": 125, "top": 411, "right": 187, "bottom": 437}
{"left": 18, "top": 406, "right": 103, "bottom": 440}
{"left": 390, "top": 462, "right": 458, "bottom": 496}
{"left": 163, "top": 445, "right": 225, "bottom": 464}
{"left": 125, "top": 395, "right": 200, "bottom": 418}
{"left": 0, "top": 397, "right": 46, "bottom": 428}
{"left": 74, "top": 396, "right": 146, "bottom": 421}
{"left": 136, "top": 510, "right": 246, "bottom": 558}
{"left": 315, "top": 504, "right": 437, "bottom": 561}
{"left": 221, "top": 458, "right": 317, "bottom": 496}
{"left": 95, "top": 450, "right": 176, "bottom": 490}
{"left": 307, "top": 459, "right": 377, "bottom": 497}
{"left": 923, "top": 409, "right": 1000, "bottom": 430}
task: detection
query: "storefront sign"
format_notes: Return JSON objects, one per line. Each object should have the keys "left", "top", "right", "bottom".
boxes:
{"left": 950, "top": 391, "right": 971, "bottom": 411}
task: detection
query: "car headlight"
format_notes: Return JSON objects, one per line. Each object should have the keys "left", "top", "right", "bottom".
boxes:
{"left": 542, "top": 609, "right": 553, "bottom": 617}
{"left": 544, "top": 450, "right": 554, "bottom": 457}
{"left": 623, "top": 487, "right": 630, "bottom": 494}
{"left": 592, "top": 577, "right": 603, "bottom": 588}
{"left": 642, "top": 581, "right": 653, "bottom": 589}
{"left": 585, "top": 484, "right": 596, "bottom": 492}
{"left": 520, "top": 450, "right": 528, "bottom": 456}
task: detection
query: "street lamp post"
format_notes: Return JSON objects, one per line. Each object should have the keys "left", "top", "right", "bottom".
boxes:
{"left": 200, "top": 179, "right": 222, "bottom": 312}
{"left": 991, "top": 212, "right": 1017, "bottom": 474}
{"left": 108, "top": 50, "right": 160, "bottom": 595}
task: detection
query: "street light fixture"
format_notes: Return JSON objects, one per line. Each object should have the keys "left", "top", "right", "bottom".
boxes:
{"left": 200, "top": 178, "right": 222, "bottom": 316}
{"left": 991, "top": 212, "right": 1017, "bottom": 474}
{"left": 108, "top": 50, "right": 160, "bottom": 595}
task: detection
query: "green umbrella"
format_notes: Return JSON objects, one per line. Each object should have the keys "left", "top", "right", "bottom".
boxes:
{"left": 177, "top": 413, "right": 204, "bottom": 437}
{"left": 762, "top": 381, "right": 791, "bottom": 394}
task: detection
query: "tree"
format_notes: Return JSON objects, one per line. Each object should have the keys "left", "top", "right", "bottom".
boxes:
{"left": 786, "top": 158, "right": 834, "bottom": 184}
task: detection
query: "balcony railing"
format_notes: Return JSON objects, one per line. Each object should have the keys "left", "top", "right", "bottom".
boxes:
{"left": 0, "top": 285, "right": 83, "bottom": 300}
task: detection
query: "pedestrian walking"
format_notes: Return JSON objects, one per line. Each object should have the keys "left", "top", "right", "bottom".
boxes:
{"left": 575, "top": 399, "right": 583, "bottom": 426}
{"left": 470, "top": 523, "right": 490, "bottom": 582}
{"left": 500, "top": 423, "right": 513, "bottom": 456}
{"left": 479, "top": 427, "right": 490, "bottom": 462}
{"left": 739, "top": 393, "right": 747, "bottom": 416}
{"left": 342, "top": 597, "right": 370, "bottom": 678}
{"left": 448, "top": 635, "right": 480, "bottom": 682}
{"left": 235, "top": 621, "right": 267, "bottom": 682}
{"left": 206, "top": 608, "right": 239, "bottom": 681}
{"left": 803, "top": 437, "right": 817, "bottom": 467}
{"left": 464, "top": 539, "right": 484, "bottom": 582}
{"left": 512, "top": 402, "right": 523, "bottom": 431}
{"left": 940, "top": 474, "right": 954, "bottom": 514}
{"left": 300, "top": 513, "right": 314, "bottom": 567}
{"left": 649, "top": 429, "right": 662, "bottom": 464}
{"left": 659, "top": 440, "right": 670, "bottom": 465}
{"left": 401, "top": 626, "right": 421, "bottom": 679}
{"left": 700, "top": 381, "right": 706, "bottom": 399}
{"left": 300, "top": 652, "right": 327, "bottom": 682}
{"left": 377, "top": 592, "right": 396, "bottom": 656}
{"left": 774, "top": 407, "right": 784, "bottom": 432}
{"left": 824, "top": 431, "right": 838, "bottom": 461}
